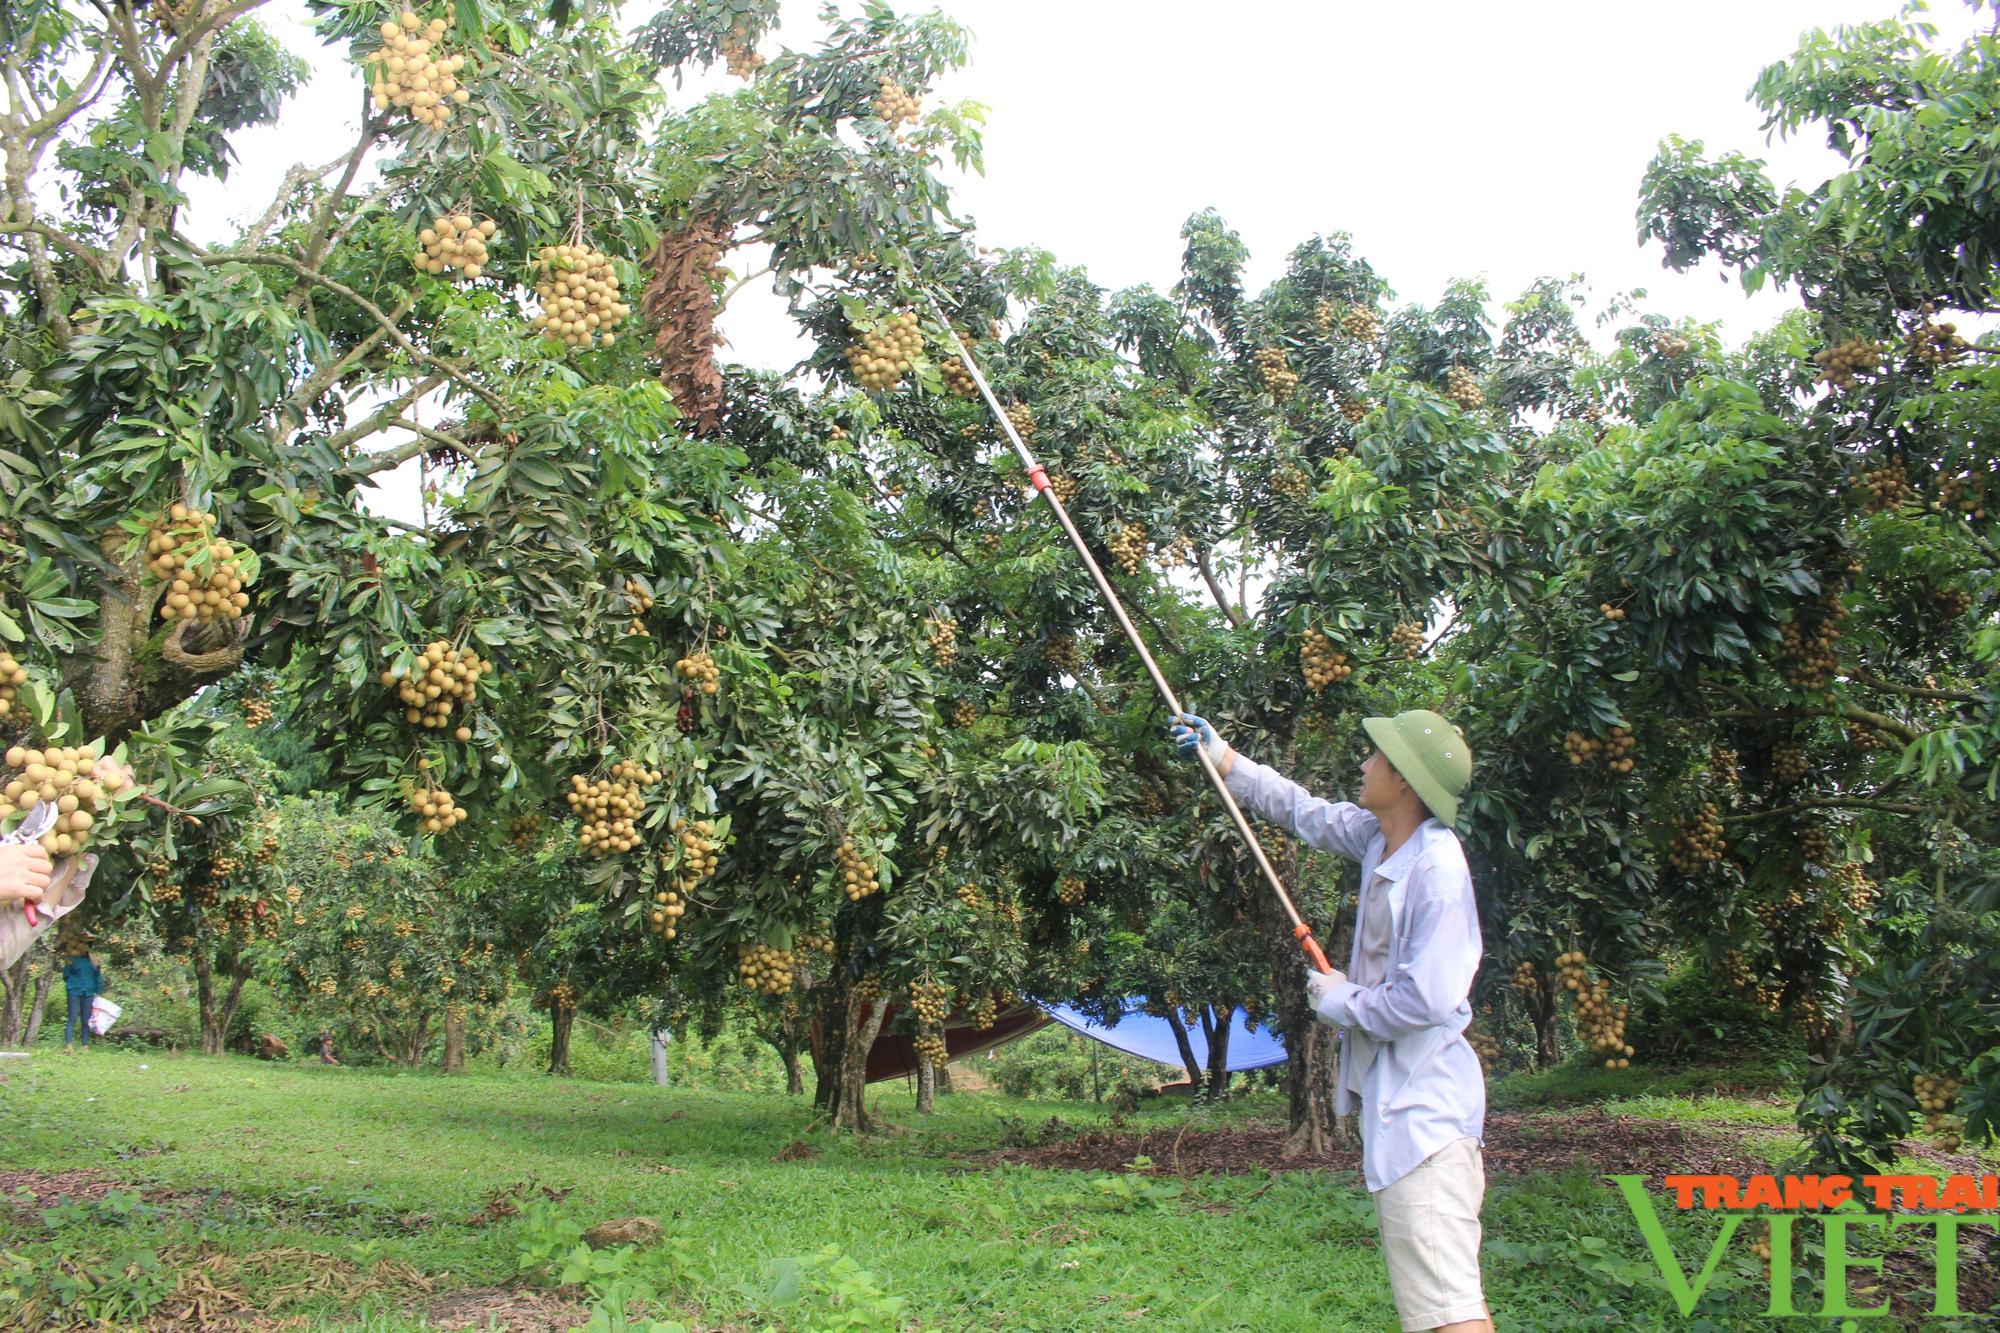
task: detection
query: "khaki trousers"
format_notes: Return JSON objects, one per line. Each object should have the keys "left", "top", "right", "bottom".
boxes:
{"left": 1372, "top": 1136, "right": 1488, "bottom": 1331}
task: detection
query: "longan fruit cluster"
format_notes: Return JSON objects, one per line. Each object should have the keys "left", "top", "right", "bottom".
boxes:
{"left": 1599, "top": 602, "right": 1626, "bottom": 621}
{"left": 1510, "top": 960, "right": 1537, "bottom": 994}
{"left": 835, "top": 840, "right": 879, "bottom": 900}
{"left": 1049, "top": 471, "right": 1080, "bottom": 503}
{"left": 1271, "top": 462, "right": 1311, "bottom": 500}
{"left": 1563, "top": 726, "right": 1635, "bottom": 772}
{"left": 908, "top": 979, "right": 950, "bottom": 1026}
{"left": 507, "top": 813, "right": 542, "bottom": 851}
{"left": 1814, "top": 338, "right": 1883, "bottom": 387}
{"left": 242, "top": 694, "right": 273, "bottom": 727}
{"left": 1656, "top": 333, "right": 1691, "bottom": 359}
{"left": 873, "top": 75, "right": 921, "bottom": 128}
{"left": 1389, "top": 621, "right": 1425, "bottom": 660}
{"left": 1939, "top": 473, "right": 1989, "bottom": 521}
{"left": 0, "top": 745, "right": 124, "bottom": 856}
{"left": 721, "top": 19, "right": 765, "bottom": 78}
{"left": 415, "top": 213, "right": 493, "bottom": 279}
{"left": 925, "top": 616, "right": 958, "bottom": 667}
{"left": 1341, "top": 307, "right": 1382, "bottom": 342}
{"left": 1003, "top": 402, "right": 1036, "bottom": 443}
{"left": 950, "top": 699, "right": 977, "bottom": 729}
{"left": 1799, "top": 826, "right": 1830, "bottom": 867}
{"left": 667, "top": 817, "right": 719, "bottom": 896}
{"left": 622, "top": 578, "right": 654, "bottom": 624}
{"left": 1934, "top": 587, "right": 1974, "bottom": 617}
{"left": 1466, "top": 1026, "right": 1501, "bottom": 1073}
{"left": 969, "top": 991, "right": 999, "bottom": 1029}
{"left": 1719, "top": 949, "right": 1754, "bottom": 995}
{"left": 1831, "top": 862, "right": 1873, "bottom": 912}
{"left": 1710, "top": 745, "right": 1739, "bottom": 785}
{"left": 854, "top": 971, "right": 884, "bottom": 1003}
{"left": 1300, "top": 628, "right": 1351, "bottom": 691}
{"left": 1856, "top": 457, "right": 1913, "bottom": 512}
{"left": 674, "top": 651, "right": 721, "bottom": 695}
{"left": 147, "top": 505, "right": 250, "bottom": 623}
{"left": 1751, "top": 1219, "right": 1776, "bottom": 1271}
{"left": 1106, "top": 524, "right": 1147, "bottom": 577}
{"left": 1313, "top": 300, "right": 1337, "bottom": 332}
{"left": 955, "top": 882, "right": 983, "bottom": 910}
{"left": 254, "top": 834, "right": 279, "bottom": 866}
{"left": 847, "top": 311, "right": 922, "bottom": 392}
{"left": 941, "top": 356, "right": 977, "bottom": 397}
{"left": 0, "top": 651, "right": 25, "bottom": 719}
{"left": 646, "top": 885, "right": 686, "bottom": 937}
{"left": 1041, "top": 635, "right": 1081, "bottom": 673}
{"left": 531, "top": 245, "right": 630, "bottom": 350}
{"left": 382, "top": 640, "right": 488, "bottom": 735}
{"left": 1057, "top": 875, "right": 1085, "bottom": 906}
{"left": 366, "top": 10, "right": 469, "bottom": 128}
{"left": 402, "top": 780, "right": 466, "bottom": 834}
{"left": 913, "top": 1027, "right": 949, "bottom": 1069}
{"left": 569, "top": 762, "right": 661, "bottom": 858}
{"left": 1909, "top": 317, "right": 1970, "bottom": 367}
{"left": 1668, "top": 803, "right": 1726, "bottom": 872}
{"left": 1445, "top": 366, "right": 1484, "bottom": 411}
{"left": 1772, "top": 742, "right": 1808, "bottom": 786}
{"left": 1337, "top": 398, "right": 1368, "bottom": 424}
{"left": 738, "top": 941, "right": 794, "bottom": 993}
{"left": 1914, "top": 1072, "right": 1966, "bottom": 1150}
{"left": 1556, "top": 951, "right": 1633, "bottom": 1068}
{"left": 1253, "top": 348, "right": 1298, "bottom": 397}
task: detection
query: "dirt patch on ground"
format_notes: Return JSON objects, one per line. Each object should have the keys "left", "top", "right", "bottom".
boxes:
{"left": 0, "top": 1167, "right": 124, "bottom": 1206}
{"left": 419, "top": 1284, "right": 592, "bottom": 1333}
{"left": 984, "top": 1107, "right": 1787, "bottom": 1188}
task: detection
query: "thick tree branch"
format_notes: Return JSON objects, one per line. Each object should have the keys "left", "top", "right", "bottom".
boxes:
{"left": 1721, "top": 797, "right": 1930, "bottom": 827}
{"left": 1196, "top": 547, "right": 1244, "bottom": 629}
{"left": 1702, "top": 703, "right": 1921, "bottom": 745}
{"left": 200, "top": 251, "right": 508, "bottom": 415}
{"left": 1855, "top": 669, "right": 1983, "bottom": 703}
{"left": 323, "top": 373, "right": 444, "bottom": 458}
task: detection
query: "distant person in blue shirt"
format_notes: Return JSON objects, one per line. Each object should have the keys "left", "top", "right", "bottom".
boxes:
{"left": 63, "top": 942, "right": 104, "bottom": 1052}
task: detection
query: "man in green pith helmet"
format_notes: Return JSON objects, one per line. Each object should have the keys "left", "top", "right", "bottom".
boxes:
{"left": 1170, "top": 707, "right": 1489, "bottom": 1333}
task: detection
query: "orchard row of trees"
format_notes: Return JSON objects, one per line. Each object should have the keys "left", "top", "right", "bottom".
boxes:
{"left": 1, "top": 0, "right": 1995, "bottom": 1168}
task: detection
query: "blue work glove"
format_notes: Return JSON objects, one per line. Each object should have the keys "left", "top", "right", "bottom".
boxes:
{"left": 1169, "top": 712, "right": 1230, "bottom": 766}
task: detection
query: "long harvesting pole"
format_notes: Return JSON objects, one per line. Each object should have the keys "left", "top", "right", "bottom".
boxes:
{"left": 921, "top": 295, "right": 1333, "bottom": 975}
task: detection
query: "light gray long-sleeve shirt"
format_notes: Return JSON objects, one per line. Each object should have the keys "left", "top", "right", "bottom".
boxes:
{"left": 1224, "top": 756, "right": 1485, "bottom": 1192}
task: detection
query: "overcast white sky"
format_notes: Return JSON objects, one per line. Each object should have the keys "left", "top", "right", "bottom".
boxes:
{"left": 177, "top": 0, "right": 1984, "bottom": 522}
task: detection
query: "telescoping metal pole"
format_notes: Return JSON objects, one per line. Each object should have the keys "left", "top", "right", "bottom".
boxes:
{"left": 922, "top": 294, "right": 1333, "bottom": 975}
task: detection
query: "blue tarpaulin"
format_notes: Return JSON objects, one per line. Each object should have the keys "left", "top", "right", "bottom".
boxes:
{"left": 1042, "top": 1002, "right": 1289, "bottom": 1072}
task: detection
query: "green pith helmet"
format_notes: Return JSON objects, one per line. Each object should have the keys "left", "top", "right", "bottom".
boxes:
{"left": 1362, "top": 709, "right": 1472, "bottom": 825}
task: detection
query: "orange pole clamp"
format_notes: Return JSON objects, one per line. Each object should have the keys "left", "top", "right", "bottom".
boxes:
{"left": 924, "top": 290, "right": 1331, "bottom": 975}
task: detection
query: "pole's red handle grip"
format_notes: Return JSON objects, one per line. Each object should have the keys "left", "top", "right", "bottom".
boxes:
{"left": 22, "top": 901, "right": 35, "bottom": 928}
{"left": 1296, "top": 924, "right": 1332, "bottom": 975}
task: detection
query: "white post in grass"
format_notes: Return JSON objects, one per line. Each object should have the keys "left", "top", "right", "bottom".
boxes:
{"left": 650, "top": 1029, "right": 671, "bottom": 1088}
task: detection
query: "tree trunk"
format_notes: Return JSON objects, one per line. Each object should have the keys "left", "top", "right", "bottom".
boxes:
{"left": 401, "top": 1011, "right": 432, "bottom": 1068}
{"left": 1527, "top": 972, "right": 1560, "bottom": 1069}
{"left": 915, "top": 1027, "right": 937, "bottom": 1114}
{"left": 811, "top": 972, "right": 848, "bottom": 1112}
{"left": 830, "top": 991, "right": 887, "bottom": 1134}
{"left": 1204, "top": 1004, "right": 1233, "bottom": 1100}
{"left": 443, "top": 1006, "right": 465, "bottom": 1073}
{"left": 549, "top": 1003, "right": 574, "bottom": 1076}
{"left": 194, "top": 947, "right": 223, "bottom": 1056}
{"left": 782, "top": 1043, "right": 803, "bottom": 1096}
{"left": 0, "top": 940, "right": 38, "bottom": 1049}
{"left": 1252, "top": 841, "right": 1346, "bottom": 1155}
{"left": 217, "top": 956, "right": 249, "bottom": 1053}
{"left": 65, "top": 538, "right": 248, "bottom": 748}
{"left": 24, "top": 943, "right": 57, "bottom": 1048}
{"left": 935, "top": 1060, "right": 952, "bottom": 1095}
{"left": 1162, "top": 1006, "right": 1204, "bottom": 1096}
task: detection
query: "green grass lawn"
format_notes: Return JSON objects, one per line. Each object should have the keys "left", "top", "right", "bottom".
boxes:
{"left": 0, "top": 1046, "right": 1977, "bottom": 1332}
